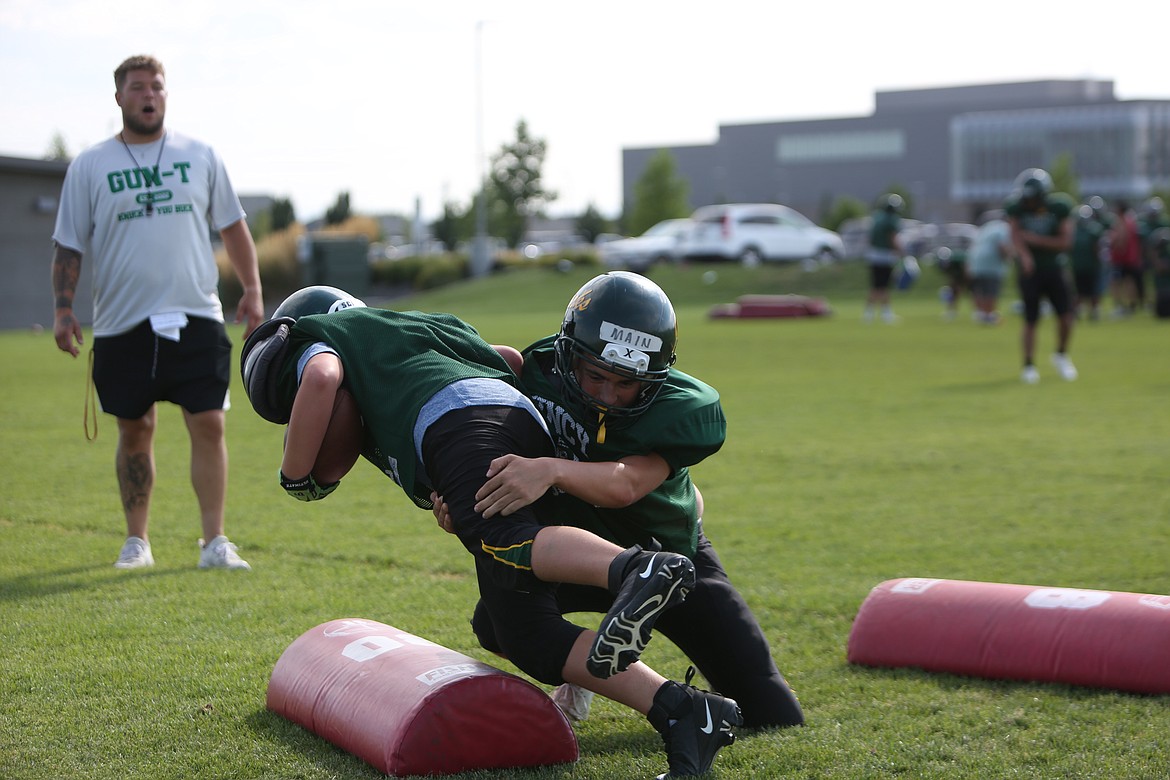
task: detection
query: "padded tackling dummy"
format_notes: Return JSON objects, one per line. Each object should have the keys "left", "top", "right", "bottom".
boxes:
{"left": 708, "top": 294, "right": 831, "bottom": 319}
{"left": 267, "top": 618, "right": 578, "bottom": 775}
{"left": 847, "top": 578, "right": 1170, "bottom": 695}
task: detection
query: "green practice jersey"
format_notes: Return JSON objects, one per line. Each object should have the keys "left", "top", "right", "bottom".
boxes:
{"left": 1004, "top": 192, "right": 1075, "bottom": 272}
{"left": 519, "top": 336, "right": 725, "bottom": 557}
{"left": 869, "top": 209, "right": 901, "bottom": 251}
{"left": 1071, "top": 214, "right": 1108, "bottom": 273}
{"left": 279, "top": 307, "right": 515, "bottom": 507}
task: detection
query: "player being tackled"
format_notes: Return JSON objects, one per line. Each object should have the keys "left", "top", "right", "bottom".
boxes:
{"left": 588, "top": 545, "right": 696, "bottom": 679}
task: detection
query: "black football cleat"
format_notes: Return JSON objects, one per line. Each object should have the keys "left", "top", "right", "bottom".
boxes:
{"left": 648, "top": 669, "right": 743, "bottom": 779}
{"left": 587, "top": 547, "right": 695, "bottom": 679}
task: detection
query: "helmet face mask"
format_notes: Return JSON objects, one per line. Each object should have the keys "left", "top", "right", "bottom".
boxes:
{"left": 553, "top": 272, "right": 677, "bottom": 421}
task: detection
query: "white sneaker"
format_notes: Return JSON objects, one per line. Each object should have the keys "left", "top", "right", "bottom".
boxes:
{"left": 198, "top": 535, "right": 251, "bottom": 570}
{"left": 114, "top": 536, "right": 154, "bottom": 569}
{"left": 1051, "top": 353, "right": 1078, "bottom": 381}
{"left": 551, "top": 683, "right": 595, "bottom": 722}
{"left": 1021, "top": 365, "right": 1040, "bottom": 385}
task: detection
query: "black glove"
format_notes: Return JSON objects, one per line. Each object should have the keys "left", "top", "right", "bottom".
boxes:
{"left": 279, "top": 471, "right": 340, "bottom": 502}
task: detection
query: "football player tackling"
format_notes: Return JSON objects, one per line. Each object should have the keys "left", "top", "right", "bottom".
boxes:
{"left": 241, "top": 285, "right": 742, "bottom": 779}
{"left": 436, "top": 271, "right": 805, "bottom": 733}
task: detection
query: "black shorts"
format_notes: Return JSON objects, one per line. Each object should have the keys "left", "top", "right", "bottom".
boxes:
{"left": 92, "top": 316, "right": 231, "bottom": 419}
{"left": 1112, "top": 265, "right": 1146, "bottom": 298}
{"left": 423, "top": 405, "right": 585, "bottom": 684}
{"left": 1073, "top": 270, "right": 1101, "bottom": 298}
{"left": 1017, "top": 267, "right": 1073, "bottom": 323}
{"left": 421, "top": 405, "right": 556, "bottom": 591}
{"left": 970, "top": 275, "right": 1002, "bottom": 300}
{"left": 869, "top": 264, "right": 895, "bottom": 290}
{"left": 946, "top": 264, "right": 967, "bottom": 288}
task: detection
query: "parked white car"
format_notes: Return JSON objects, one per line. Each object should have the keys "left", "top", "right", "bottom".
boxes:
{"left": 681, "top": 203, "right": 844, "bottom": 266}
{"left": 600, "top": 218, "right": 692, "bottom": 272}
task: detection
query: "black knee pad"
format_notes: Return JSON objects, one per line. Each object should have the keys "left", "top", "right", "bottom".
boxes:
{"left": 470, "top": 599, "right": 502, "bottom": 654}
{"left": 495, "top": 621, "right": 584, "bottom": 686}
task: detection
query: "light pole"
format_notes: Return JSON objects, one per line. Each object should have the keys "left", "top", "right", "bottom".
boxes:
{"left": 471, "top": 20, "right": 490, "bottom": 278}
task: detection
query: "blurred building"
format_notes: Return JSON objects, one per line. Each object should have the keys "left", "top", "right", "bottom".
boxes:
{"left": 622, "top": 79, "right": 1170, "bottom": 223}
{"left": 0, "top": 155, "right": 74, "bottom": 330}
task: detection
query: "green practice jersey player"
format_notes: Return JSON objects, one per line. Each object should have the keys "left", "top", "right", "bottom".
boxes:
{"left": 864, "top": 193, "right": 905, "bottom": 322}
{"left": 456, "top": 272, "right": 804, "bottom": 729}
{"left": 1004, "top": 168, "right": 1077, "bottom": 383}
{"left": 1070, "top": 197, "right": 1110, "bottom": 319}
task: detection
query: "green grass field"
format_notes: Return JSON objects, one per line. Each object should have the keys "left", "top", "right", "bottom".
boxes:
{"left": 3, "top": 262, "right": 1168, "bottom": 779}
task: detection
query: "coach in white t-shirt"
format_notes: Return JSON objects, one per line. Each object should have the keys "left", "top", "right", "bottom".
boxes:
{"left": 51, "top": 54, "right": 263, "bottom": 571}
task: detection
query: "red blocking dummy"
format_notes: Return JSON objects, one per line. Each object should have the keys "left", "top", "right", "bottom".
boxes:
{"left": 847, "top": 578, "right": 1170, "bottom": 695}
{"left": 267, "top": 618, "right": 579, "bottom": 776}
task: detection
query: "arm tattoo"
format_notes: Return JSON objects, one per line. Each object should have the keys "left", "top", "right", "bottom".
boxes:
{"left": 51, "top": 244, "right": 82, "bottom": 310}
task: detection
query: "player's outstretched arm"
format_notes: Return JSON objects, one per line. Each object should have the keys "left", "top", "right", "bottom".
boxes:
{"left": 474, "top": 452, "right": 671, "bottom": 518}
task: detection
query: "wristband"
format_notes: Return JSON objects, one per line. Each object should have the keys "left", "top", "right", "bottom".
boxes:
{"left": 279, "top": 470, "right": 340, "bottom": 501}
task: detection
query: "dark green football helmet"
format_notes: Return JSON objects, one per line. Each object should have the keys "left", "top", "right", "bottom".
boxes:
{"left": 240, "top": 286, "right": 365, "bottom": 423}
{"left": 554, "top": 271, "right": 677, "bottom": 419}
{"left": 1087, "top": 195, "right": 1107, "bottom": 219}
{"left": 1012, "top": 168, "right": 1053, "bottom": 209}
{"left": 1152, "top": 226, "right": 1170, "bottom": 251}
{"left": 272, "top": 285, "right": 366, "bottom": 319}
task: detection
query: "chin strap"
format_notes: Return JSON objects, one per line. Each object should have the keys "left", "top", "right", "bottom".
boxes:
{"left": 597, "top": 411, "right": 607, "bottom": 444}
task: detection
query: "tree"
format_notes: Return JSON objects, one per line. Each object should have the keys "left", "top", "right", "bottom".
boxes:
{"left": 271, "top": 197, "right": 296, "bottom": 231}
{"left": 325, "top": 191, "right": 351, "bottom": 226}
{"left": 432, "top": 201, "right": 464, "bottom": 252}
{"left": 627, "top": 149, "right": 689, "bottom": 236}
{"left": 45, "top": 131, "right": 70, "bottom": 162}
{"left": 575, "top": 204, "right": 612, "bottom": 244}
{"left": 823, "top": 196, "right": 869, "bottom": 232}
{"left": 1048, "top": 153, "right": 1080, "bottom": 202}
{"left": 249, "top": 210, "right": 273, "bottom": 242}
{"left": 488, "top": 120, "right": 556, "bottom": 248}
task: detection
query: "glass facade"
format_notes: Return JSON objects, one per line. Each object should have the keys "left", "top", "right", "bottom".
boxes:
{"left": 777, "top": 130, "right": 906, "bottom": 164}
{"left": 953, "top": 104, "right": 1170, "bottom": 200}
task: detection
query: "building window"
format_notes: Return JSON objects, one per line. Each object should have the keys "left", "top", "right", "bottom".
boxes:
{"left": 951, "top": 104, "right": 1170, "bottom": 199}
{"left": 777, "top": 130, "right": 905, "bottom": 163}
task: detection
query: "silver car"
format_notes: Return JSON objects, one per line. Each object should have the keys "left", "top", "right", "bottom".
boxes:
{"left": 600, "top": 218, "right": 692, "bottom": 272}
{"left": 682, "top": 203, "right": 844, "bottom": 266}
